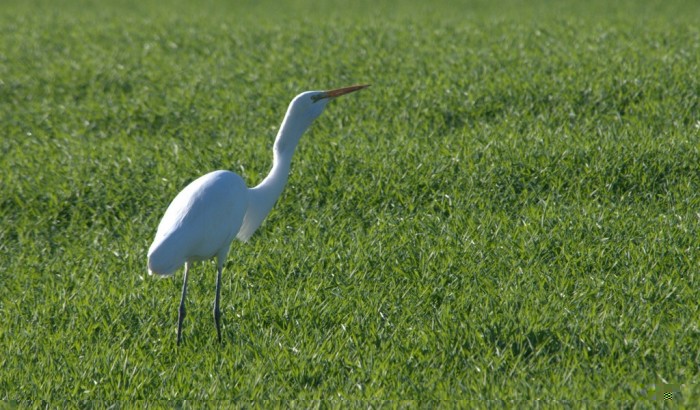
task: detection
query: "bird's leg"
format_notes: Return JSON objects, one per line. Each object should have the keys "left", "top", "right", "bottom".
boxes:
{"left": 177, "top": 262, "right": 190, "bottom": 346}
{"left": 214, "top": 261, "right": 223, "bottom": 344}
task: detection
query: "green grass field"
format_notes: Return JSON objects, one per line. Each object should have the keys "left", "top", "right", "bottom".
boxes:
{"left": 1, "top": 0, "right": 699, "bottom": 402}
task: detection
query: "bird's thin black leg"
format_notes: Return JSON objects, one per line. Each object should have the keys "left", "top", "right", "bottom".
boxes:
{"left": 177, "top": 262, "right": 190, "bottom": 346}
{"left": 214, "top": 262, "right": 223, "bottom": 344}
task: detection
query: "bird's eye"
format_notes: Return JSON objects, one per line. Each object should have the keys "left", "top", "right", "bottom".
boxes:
{"left": 310, "top": 94, "right": 323, "bottom": 103}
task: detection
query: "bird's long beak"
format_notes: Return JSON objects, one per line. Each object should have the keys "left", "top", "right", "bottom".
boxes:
{"left": 316, "top": 84, "right": 370, "bottom": 101}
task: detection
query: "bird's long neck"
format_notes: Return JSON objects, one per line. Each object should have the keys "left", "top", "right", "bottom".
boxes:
{"left": 251, "top": 109, "right": 310, "bottom": 205}
{"left": 237, "top": 113, "right": 310, "bottom": 241}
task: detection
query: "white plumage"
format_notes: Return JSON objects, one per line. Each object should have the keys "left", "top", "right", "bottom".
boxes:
{"left": 147, "top": 85, "right": 369, "bottom": 345}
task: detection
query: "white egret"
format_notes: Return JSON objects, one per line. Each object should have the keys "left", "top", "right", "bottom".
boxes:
{"left": 147, "top": 84, "right": 369, "bottom": 345}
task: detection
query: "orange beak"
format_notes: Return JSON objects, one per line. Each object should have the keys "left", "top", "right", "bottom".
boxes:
{"left": 314, "top": 84, "right": 370, "bottom": 101}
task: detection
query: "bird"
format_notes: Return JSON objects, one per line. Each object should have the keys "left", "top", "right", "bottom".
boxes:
{"left": 147, "top": 84, "right": 369, "bottom": 345}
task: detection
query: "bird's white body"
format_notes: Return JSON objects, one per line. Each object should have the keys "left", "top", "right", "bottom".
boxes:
{"left": 147, "top": 85, "right": 368, "bottom": 345}
{"left": 148, "top": 170, "right": 248, "bottom": 276}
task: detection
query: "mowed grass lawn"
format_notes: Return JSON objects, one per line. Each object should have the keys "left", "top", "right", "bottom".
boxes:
{"left": 1, "top": 0, "right": 699, "bottom": 401}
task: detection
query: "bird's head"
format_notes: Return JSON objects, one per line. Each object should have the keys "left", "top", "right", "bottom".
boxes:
{"left": 291, "top": 84, "right": 370, "bottom": 122}
{"left": 275, "top": 84, "right": 370, "bottom": 155}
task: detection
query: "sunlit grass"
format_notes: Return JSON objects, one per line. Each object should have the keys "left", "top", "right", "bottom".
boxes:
{"left": 1, "top": 0, "right": 699, "bottom": 402}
